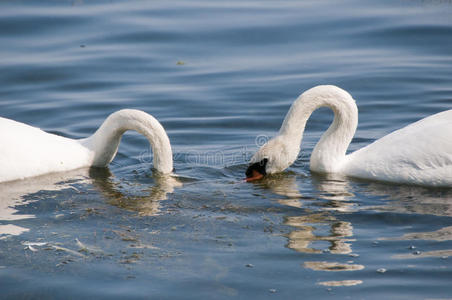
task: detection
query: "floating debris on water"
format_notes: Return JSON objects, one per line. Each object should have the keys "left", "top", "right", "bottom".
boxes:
{"left": 304, "top": 261, "right": 364, "bottom": 271}
{"left": 25, "top": 245, "right": 38, "bottom": 252}
{"left": 129, "top": 243, "right": 159, "bottom": 250}
{"left": 22, "top": 241, "right": 47, "bottom": 247}
{"left": 23, "top": 241, "right": 49, "bottom": 252}
{"left": 52, "top": 245, "right": 86, "bottom": 258}
{"left": 318, "top": 280, "right": 363, "bottom": 287}
{"left": 75, "top": 238, "right": 104, "bottom": 254}
{"left": 393, "top": 249, "right": 452, "bottom": 259}
{"left": 112, "top": 230, "right": 139, "bottom": 242}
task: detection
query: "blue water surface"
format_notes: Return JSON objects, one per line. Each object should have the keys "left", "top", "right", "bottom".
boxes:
{"left": 1, "top": 0, "right": 452, "bottom": 299}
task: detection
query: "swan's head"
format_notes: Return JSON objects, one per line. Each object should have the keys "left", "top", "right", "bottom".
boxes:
{"left": 245, "top": 136, "right": 299, "bottom": 182}
{"left": 245, "top": 158, "right": 268, "bottom": 181}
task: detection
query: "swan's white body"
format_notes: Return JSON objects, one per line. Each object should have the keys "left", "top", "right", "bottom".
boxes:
{"left": 250, "top": 85, "right": 452, "bottom": 187}
{"left": 0, "top": 109, "right": 173, "bottom": 183}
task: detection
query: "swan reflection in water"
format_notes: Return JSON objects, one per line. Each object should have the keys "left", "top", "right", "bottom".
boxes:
{"left": 89, "top": 168, "right": 182, "bottom": 216}
{"left": 253, "top": 172, "right": 363, "bottom": 286}
{"left": 0, "top": 167, "right": 182, "bottom": 238}
{"left": 0, "top": 169, "right": 89, "bottom": 238}
{"left": 255, "top": 173, "right": 356, "bottom": 255}
{"left": 256, "top": 172, "right": 303, "bottom": 208}
{"left": 256, "top": 171, "right": 452, "bottom": 274}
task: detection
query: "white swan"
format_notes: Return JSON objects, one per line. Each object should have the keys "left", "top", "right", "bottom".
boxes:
{"left": 0, "top": 109, "right": 173, "bottom": 183}
{"left": 246, "top": 85, "right": 452, "bottom": 187}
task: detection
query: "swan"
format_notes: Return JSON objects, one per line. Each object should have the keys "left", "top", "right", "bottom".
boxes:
{"left": 246, "top": 85, "right": 452, "bottom": 187}
{"left": 0, "top": 109, "right": 173, "bottom": 183}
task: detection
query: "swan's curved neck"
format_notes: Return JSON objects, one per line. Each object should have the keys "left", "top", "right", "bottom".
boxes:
{"left": 81, "top": 109, "right": 173, "bottom": 174}
{"left": 279, "top": 85, "right": 358, "bottom": 173}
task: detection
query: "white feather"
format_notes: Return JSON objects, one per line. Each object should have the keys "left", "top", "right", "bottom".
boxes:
{"left": 250, "top": 85, "right": 452, "bottom": 187}
{"left": 0, "top": 109, "right": 173, "bottom": 183}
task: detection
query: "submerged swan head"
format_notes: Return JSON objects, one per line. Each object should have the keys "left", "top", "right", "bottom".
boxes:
{"left": 246, "top": 85, "right": 452, "bottom": 187}
{"left": 245, "top": 135, "right": 300, "bottom": 181}
{"left": 246, "top": 85, "right": 357, "bottom": 182}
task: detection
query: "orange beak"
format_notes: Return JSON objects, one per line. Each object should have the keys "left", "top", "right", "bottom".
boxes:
{"left": 245, "top": 169, "right": 264, "bottom": 182}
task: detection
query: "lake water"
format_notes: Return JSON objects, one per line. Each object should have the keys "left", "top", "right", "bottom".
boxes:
{"left": 1, "top": 0, "right": 452, "bottom": 298}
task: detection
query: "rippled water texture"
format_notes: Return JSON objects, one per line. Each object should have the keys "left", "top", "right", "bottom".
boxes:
{"left": 1, "top": 0, "right": 452, "bottom": 299}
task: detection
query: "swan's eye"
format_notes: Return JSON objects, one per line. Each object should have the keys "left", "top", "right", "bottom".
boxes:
{"left": 246, "top": 158, "right": 268, "bottom": 178}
